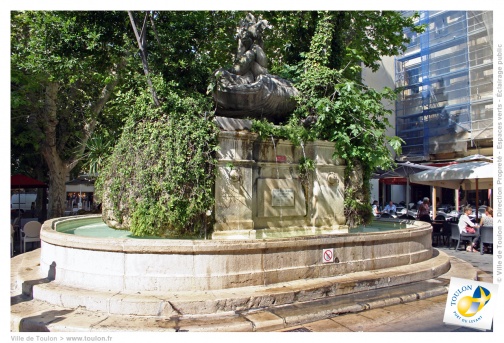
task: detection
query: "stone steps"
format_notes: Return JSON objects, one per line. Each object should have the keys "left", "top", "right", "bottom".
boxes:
{"left": 13, "top": 249, "right": 450, "bottom": 316}
{"left": 10, "top": 249, "right": 464, "bottom": 332}
{"left": 11, "top": 279, "right": 452, "bottom": 332}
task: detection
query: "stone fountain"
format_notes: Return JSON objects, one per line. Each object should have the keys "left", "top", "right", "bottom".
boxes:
{"left": 10, "top": 13, "right": 451, "bottom": 332}
{"left": 212, "top": 117, "right": 346, "bottom": 239}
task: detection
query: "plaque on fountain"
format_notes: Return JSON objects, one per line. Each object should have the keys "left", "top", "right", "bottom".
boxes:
{"left": 271, "top": 189, "right": 294, "bottom": 207}
{"left": 257, "top": 179, "right": 306, "bottom": 218}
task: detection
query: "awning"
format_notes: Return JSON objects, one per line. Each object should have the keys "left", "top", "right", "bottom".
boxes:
{"left": 372, "top": 161, "right": 437, "bottom": 205}
{"left": 409, "top": 160, "right": 493, "bottom": 191}
{"left": 11, "top": 174, "right": 48, "bottom": 189}
{"left": 379, "top": 177, "right": 408, "bottom": 185}
{"left": 409, "top": 155, "right": 493, "bottom": 220}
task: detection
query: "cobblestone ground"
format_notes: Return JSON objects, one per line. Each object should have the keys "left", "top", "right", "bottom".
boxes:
{"left": 281, "top": 245, "right": 495, "bottom": 333}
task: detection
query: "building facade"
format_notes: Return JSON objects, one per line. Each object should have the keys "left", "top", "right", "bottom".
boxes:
{"left": 365, "top": 10, "right": 494, "bottom": 209}
{"left": 395, "top": 10, "right": 493, "bottom": 162}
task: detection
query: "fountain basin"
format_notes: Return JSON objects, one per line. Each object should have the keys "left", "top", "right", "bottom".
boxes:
{"left": 41, "top": 215, "right": 433, "bottom": 293}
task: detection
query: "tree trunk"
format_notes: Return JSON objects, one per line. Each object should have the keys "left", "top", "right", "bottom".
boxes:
{"left": 345, "top": 159, "right": 370, "bottom": 227}
{"left": 128, "top": 11, "right": 160, "bottom": 107}
{"left": 39, "top": 61, "right": 125, "bottom": 219}
{"left": 40, "top": 82, "right": 69, "bottom": 218}
{"left": 45, "top": 158, "right": 68, "bottom": 219}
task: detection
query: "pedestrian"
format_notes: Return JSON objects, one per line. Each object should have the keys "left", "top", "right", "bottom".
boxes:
{"left": 458, "top": 206, "right": 480, "bottom": 252}
{"left": 417, "top": 197, "right": 431, "bottom": 222}
{"left": 479, "top": 207, "right": 493, "bottom": 253}
{"left": 417, "top": 199, "right": 423, "bottom": 210}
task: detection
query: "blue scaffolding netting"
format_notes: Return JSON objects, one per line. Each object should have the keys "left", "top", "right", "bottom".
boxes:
{"left": 395, "top": 11, "right": 493, "bottom": 160}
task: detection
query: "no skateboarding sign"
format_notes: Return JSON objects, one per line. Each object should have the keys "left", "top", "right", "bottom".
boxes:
{"left": 322, "top": 248, "right": 334, "bottom": 263}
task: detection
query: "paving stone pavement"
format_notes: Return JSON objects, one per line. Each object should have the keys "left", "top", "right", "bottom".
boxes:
{"left": 436, "top": 245, "right": 494, "bottom": 277}
{"left": 279, "top": 246, "right": 496, "bottom": 333}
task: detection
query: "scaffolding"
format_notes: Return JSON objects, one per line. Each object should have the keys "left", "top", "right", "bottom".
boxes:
{"left": 395, "top": 11, "right": 493, "bottom": 161}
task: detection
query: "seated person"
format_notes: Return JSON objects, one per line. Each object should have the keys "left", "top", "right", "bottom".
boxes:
{"left": 417, "top": 197, "right": 431, "bottom": 222}
{"left": 458, "top": 206, "right": 480, "bottom": 252}
{"left": 383, "top": 201, "right": 397, "bottom": 215}
{"left": 371, "top": 200, "right": 380, "bottom": 217}
{"left": 479, "top": 206, "right": 493, "bottom": 227}
{"left": 479, "top": 206, "right": 493, "bottom": 253}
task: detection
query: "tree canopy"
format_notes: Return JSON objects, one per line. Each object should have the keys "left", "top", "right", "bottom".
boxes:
{"left": 11, "top": 10, "right": 422, "bottom": 227}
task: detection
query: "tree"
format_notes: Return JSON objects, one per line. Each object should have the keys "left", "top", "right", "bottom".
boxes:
{"left": 11, "top": 11, "right": 130, "bottom": 218}
{"left": 250, "top": 11, "right": 423, "bottom": 226}
{"left": 260, "top": 11, "right": 422, "bottom": 81}
{"left": 289, "top": 11, "right": 423, "bottom": 226}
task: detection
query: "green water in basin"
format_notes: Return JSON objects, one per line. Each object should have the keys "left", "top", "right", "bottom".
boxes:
{"left": 55, "top": 216, "right": 200, "bottom": 239}
{"left": 351, "top": 220, "right": 408, "bottom": 233}
{"left": 56, "top": 216, "right": 407, "bottom": 239}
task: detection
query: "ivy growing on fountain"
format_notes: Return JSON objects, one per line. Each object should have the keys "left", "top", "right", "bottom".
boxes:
{"left": 95, "top": 77, "right": 218, "bottom": 237}
{"left": 252, "top": 12, "right": 403, "bottom": 227}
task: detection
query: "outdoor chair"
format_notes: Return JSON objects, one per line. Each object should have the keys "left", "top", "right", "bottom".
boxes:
{"left": 431, "top": 222, "right": 443, "bottom": 246}
{"left": 448, "top": 223, "right": 477, "bottom": 251}
{"left": 11, "top": 224, "right": 15, "bottom": 257}
{"left": 441, "top": 221, "right": 452, "bottom": 246}
{"left": 21, "top": 221, "right": 42, "bottom": 253}
{"left": 479, "top": 226, "right": 493, "bottom": 255}
{"left": 12, "top": 216, "right": 20, "bottom": 231}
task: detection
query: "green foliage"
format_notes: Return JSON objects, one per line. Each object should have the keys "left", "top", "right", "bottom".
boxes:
{"left": 10, "top": 11, "right": 128, "bottom": 166}
{"left": 80, "top": 133, "right": 114, "bottom": 176}
{"left": 344, "top": 185, "right": 373, "bottom": 227}
{"left": 298, "top": 157, "right": 315, "bottom": 187}
{"left": 246, "top": 11, "right": 423, "bottom": 226}
{"left": 251, "top": 119, "right": 311, "bottom": 146}
{"left": 285, "top": 11, "right": 413, "bottom": 226}
{"left": 140, "top": 11, "right": 240, "bottom": 95}
{"left": 261, "top": 11, "right": 423, "bottom": 79}
{"left": 281, "top": 11, "right": 406, "bottom": 174}
{"left": 96, "top": 77, "right": 218, "bottom": 237}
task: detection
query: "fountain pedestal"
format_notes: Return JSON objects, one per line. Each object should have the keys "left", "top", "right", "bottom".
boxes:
{"left": 213, "top": 117, "right": 346, "bottom": 239}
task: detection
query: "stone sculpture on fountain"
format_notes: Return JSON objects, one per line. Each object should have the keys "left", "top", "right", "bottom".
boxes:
{"left": 212, "top": 13, "right": 299, "bottom": 123}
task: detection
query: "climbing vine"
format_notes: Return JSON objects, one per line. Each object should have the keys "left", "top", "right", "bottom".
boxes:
{"left": 96, "top": 77, "right": 218, "bottom": 237}
{"left": 250, "top": 12, "right": 411, "bottom": 227}
{"left": 290, "top": 12, "right": 405, "bottom": 227}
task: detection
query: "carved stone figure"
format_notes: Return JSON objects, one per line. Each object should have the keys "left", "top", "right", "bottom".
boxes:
{"left": 212, "top": 13, "right": 299, "bottom": 123}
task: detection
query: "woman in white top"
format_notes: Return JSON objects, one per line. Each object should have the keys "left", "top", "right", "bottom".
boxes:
{"left": 458, "top": 206, "right": 480, "bottom": 252}
{"left": 372, "top": 200, "right": 380, "bottom": 217}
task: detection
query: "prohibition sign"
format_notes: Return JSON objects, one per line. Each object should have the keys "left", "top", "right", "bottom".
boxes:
{"left": 322, "top": 248, "right": 334, "bottom": 263}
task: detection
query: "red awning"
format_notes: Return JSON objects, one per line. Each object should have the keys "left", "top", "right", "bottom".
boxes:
{"left": 379, "top": 177, "right": 408, "bottom": 185}
{"left": 11, "top": 174, "right": 48, "bottom": 189}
